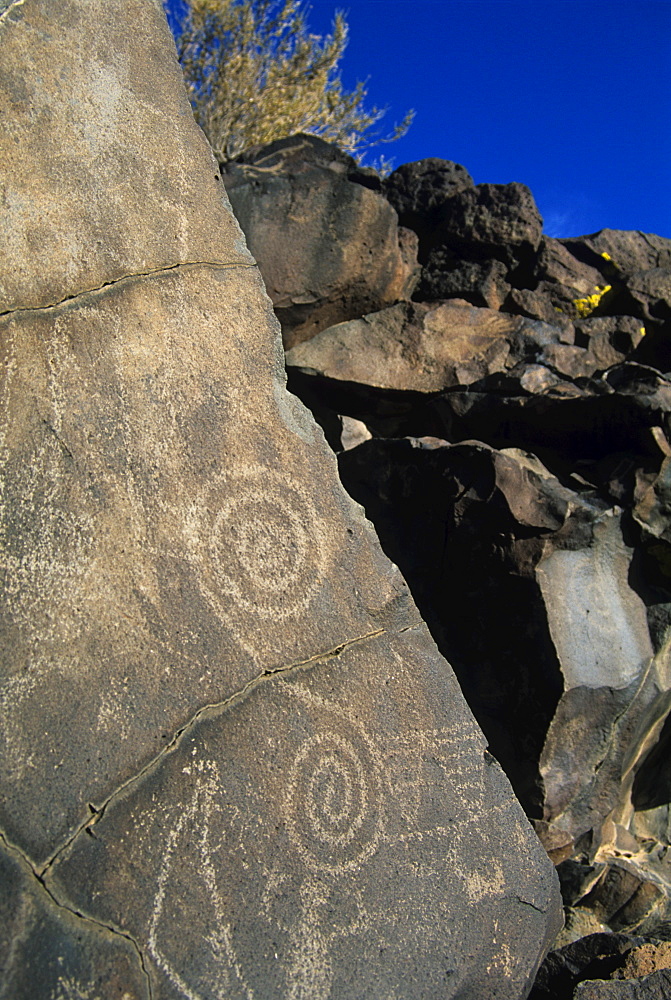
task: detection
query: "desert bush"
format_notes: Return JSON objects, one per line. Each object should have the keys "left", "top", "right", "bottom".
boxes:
{"left": 171, "top": 0, "right": 413, "bottom": 163}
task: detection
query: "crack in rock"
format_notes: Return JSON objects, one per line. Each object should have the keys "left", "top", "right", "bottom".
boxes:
{"left": 0, "top": 830, "right": 154, "bottom": 999}
{"left": 37, "top": 625, "right": 394, "bottom": 878}
{"left": 0, "top": 259, "right": 258, "bottom": 320}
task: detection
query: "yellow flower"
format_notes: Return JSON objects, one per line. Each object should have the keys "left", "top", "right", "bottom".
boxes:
{"left": 572, "top": 284, "right": 612, "bottom": 318}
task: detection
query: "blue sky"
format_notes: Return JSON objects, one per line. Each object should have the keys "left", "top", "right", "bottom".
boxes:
{"left": 164, "top": 1, "right": 671, "bottom": 239}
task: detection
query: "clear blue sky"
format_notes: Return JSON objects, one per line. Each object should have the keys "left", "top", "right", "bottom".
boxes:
{"left": 164, "top": 1, "right": 671, "bottom": 239}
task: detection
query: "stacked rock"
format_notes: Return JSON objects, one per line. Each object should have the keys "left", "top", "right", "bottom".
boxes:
{"left": 223, "top": 133, "right": 671, "bottom": 988}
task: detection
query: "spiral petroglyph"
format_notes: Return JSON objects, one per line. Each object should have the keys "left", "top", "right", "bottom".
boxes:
{"left": 285, "top": 727, "right": 384, "bottom": 874}
{"left": 188, "top": 466, "right": 332, "bottom": 620}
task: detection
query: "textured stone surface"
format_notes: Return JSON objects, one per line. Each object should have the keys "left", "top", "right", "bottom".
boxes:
{"left": 286, "top": 299, "right": 574, "bottom": 392}
{"left": 573, "top": 969, "right": 671, "bottom": 998}
{"left": 0, "top": 844, "right": 150, "bottom": 999}
{"left": 0, "top": 1, "right": 562, "bottom": 997}
{"left": 437, "top": 182, "right": 544, "bottom": 259}
{"left": 0, "top": 0, "right": 251, "bottom": 313}
{"left": 384, "top": 157, "right": 475, "bottom": 256}
{"left": 338, "top": 439, "right": 669, "bottom": 857}
{"left": 221, "top": 133, "right": 418, "bottom": 348}
{"left": 47, "top": 626, "right": 557, "bottom": 1000}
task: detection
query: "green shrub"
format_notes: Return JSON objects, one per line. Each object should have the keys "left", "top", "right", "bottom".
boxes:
{"left": 171, "top": 0, "right": 413, "bottom": 163}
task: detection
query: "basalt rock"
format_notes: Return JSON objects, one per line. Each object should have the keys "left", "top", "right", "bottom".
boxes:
{"left": 0, "top": 2, "right": 562, "bottom": 998}
{"left": 416, "top": 253, "right": 512, "bottom": 308}
{"left": 436, "top": 182, "right": 545, "bottom": 263}
{"left": 573, "top": 970, "right": 671, "bottom": 998}
{"left": 337, "top": 439, "right": 671, "bottom": 861}
{"left": 384, "top": 157, "right": 475, "bottom": 255}
{"left": 221, "top": 133, "right": 419, "bottom": 349}
{"left": 286, "top": 299, "right": 577, "bottom": 393}
{"left": 531, "top": 933, "right": 671, "bottom": 1000}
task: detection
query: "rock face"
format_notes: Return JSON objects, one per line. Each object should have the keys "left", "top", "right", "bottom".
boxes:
{"left": 221, "top": 133, "right": 419, "bottom": 348}
{"left": 248, "top": 134, "right": 671, "bottom": 988}
{"left": 0, "top": 2, "right": 562, "bottom": 999}
{"left": 286, "top": 299, "right": 581, "bottom": 393}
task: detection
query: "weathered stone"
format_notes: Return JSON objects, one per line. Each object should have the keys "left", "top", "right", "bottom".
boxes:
{"left": 425, "top": 364, "right": 671, "bottom": 499}
{"left": 437, "top": 182, "right": 544, "bottom": 261}
{"left": 0, "top": 0, "right": 252, "bottom": 312}
{"left": 612, "top": 941, "right": 671, "bottom": 979}
{"left": 221, "top": 133, "right": 419, "bottom": 348}
{"left": 416, "top": 254, "right": 512, "bottom": 308}
{"left": 0, "top": 843, "right": 150, "bottom": 998}
{"left": 286, "top": 300, "right": 579, "bottom": 393}
{"left": 530, "top": 932, "right": 652, "bottom": 999}
{"left": 575, "top": 317, "right": 646, "bottom": 369}
{"left": 536, "top": 237, "right": 609, "bottom": 299}
{"left": 384, "top": 157, "right": 475, "bottom": 256}
{"left": 338, "top": 439, "right": 670, "bottom": 856}
{"left": 578, "top": 858, "right": 671, "bottom": 935}
{"left": 573, "top": 969, "right": 671, "bottom": 998}
{"left": 560, "top": 231, "right": 671, "bottom": 278}
{"left": 505, "top": 286, "right": 576, "bottom": 339}
{"left": 47, "top": 626, "right": 558, "bottom": 1000}
{"left": 0, "top": 1, "right": 561, "bottom": 997}
{"left": 608, "top": 270, "right": 671, "bottom": 327}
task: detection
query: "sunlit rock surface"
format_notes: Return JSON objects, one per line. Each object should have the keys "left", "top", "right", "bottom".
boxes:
{"left": 0, "top": 2, "right": 561, "bottom": 998}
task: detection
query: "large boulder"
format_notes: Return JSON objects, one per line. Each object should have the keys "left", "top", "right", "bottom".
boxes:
{"left": 221, "top": 133, "right": 419, "bottom": 349}
{"left": 286, "top": 299, "right": 580, "bottom": 393}
{"left": 0, "top": 2, "right": 561, "bottom": 998}
{"left": 384, "top": 157, "right": 475, "bottom": 252}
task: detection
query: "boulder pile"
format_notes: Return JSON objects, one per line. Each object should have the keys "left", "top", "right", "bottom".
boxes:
{"left": 0, "top": 4, "right": 562, "bottom": 999}
{"left": 223, "top": 134, "right": 671, "bottom": 992}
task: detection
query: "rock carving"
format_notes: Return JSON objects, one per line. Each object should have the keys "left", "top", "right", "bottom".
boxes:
{"left": 0, "top": 1, "right": 561, "bottom": 997}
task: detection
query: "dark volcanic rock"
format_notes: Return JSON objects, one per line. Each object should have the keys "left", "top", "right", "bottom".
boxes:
{"left": 286, "top": 300, "right": 577, "bottom": 393}
{"left": 438, "top": 181, "right": 544, "bottom": 261}
{"left": 384, "top": 157, "right": 475, "bottom": 251}
{"left": 0, "top": 1, "right": 562, "bottom": 997}
{"left": 417, "top": 254, "right": 512, "bottom": 308}
{"left": 573, "top": 969, "right": 671, "bottom": 998}
{"left": 221, "top": 133, "right": 419, "bottom": 348}
{"left": 530, "top": 932, "right": 651, "bottom": 999}
{"left": 426, "top": 363, "right": 671, "bottom": 498}
{"left": 531, "top": 933, "right": 671, "bottom": 1000}
{"left": 561, "top": 231, "right": 671, "bottom": 277}
{"left": 338, "top": 439, "right": 668, "bottom": 857}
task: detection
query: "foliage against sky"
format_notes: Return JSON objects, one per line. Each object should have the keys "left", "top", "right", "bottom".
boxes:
{"left": 172, "top": 0, "right": 413, "bottom": 163}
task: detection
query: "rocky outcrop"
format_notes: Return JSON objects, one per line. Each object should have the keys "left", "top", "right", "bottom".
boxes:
{"left": 226, "top": 135, "right": 671, "bottom": 987}
{"left": 0, "top": 3, "right": 562, "bottom": 999}
{"left": 286, "top": 300, "right": 578, "bottom": 392}
{"left": 221, "top": 133, "right": 419, "bottom": 348}
{"left": 531, "top": 933, "right": 671, "bottom": 999}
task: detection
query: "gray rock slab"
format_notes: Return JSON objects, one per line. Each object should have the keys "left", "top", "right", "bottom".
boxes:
{"left": 0, "top": 0, "right": 251, "bottom": 314}
{"left": 0, "top": 0, "right": 562, "bottom": 996}
{"left": 0, "top": 839, "right": 149, "bottom": 999}
{"left": 46, "top": 625, "right": 559, "bottom": 1000}
{"left": 0, "top": 265, "right": 414, "bottom": 865}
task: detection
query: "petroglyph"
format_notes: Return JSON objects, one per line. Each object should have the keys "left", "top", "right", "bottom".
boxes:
{"left": 187, "top": 466, "right": 333, "bottom": 621}
{"left": 149, "top": 761, "right": 256, "bottom": 1000}
{"left": 139, "top": 672, "right": 514, "bottom": 1000}
{"left": 1, "top": 1, "right": 562, "bottom": 993}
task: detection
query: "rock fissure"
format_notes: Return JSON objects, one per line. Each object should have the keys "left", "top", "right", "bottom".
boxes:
{"left": 515, "top": 895, "right": 548, "bottom": 914}
{"left": 38, "top": 625, "right": 389, "bottom": 878}
{"left": 0, "top": 259, "right": 257, "bottom": 321}
{"left": 0, "top": 830, "right": 154, "bottom": 1000}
